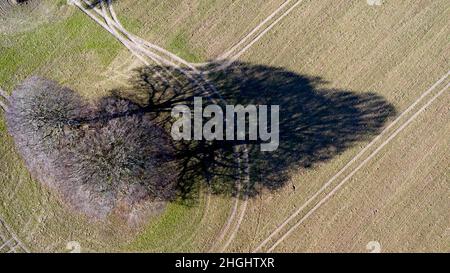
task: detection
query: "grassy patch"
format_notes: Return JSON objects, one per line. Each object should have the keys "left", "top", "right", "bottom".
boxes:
{"left": 125, "top": 202, "right": 199, "bottom": 251}
{"left": 167, "top": 31, "right": 203, "bottom": 63}
{"left": 117, "top": 14, "right": 142, "bottom": 34}
{"left": 0, "top": 11, "right": 121, "bottom": 91}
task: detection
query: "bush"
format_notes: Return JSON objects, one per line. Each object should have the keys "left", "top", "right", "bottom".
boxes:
{"left": 6, "top": 76, "right": 177, "bottom": 220}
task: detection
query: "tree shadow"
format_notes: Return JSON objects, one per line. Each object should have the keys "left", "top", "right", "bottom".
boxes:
{"left": 110, "top": 61, "right": 397, "bottom": 202}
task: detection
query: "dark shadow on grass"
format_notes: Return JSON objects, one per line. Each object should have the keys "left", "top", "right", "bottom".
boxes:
{"left": 212, "top": 64, "right": 398, "bottom": 195}
{"left": 4, "top": 61, "right": 396, "bottom": 221}
{"left": 103, "top": 63, "right": 396, "bottom": 200}
{"left": 4, "top": 62, "right": 396, "bottom": 209}
{"left": 109, "top": 61, "right": 396, "bottom": 202}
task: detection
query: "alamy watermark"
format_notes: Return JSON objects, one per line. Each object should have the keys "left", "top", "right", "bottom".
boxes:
{"left": 171, "top": 97, "right": 279, "bottom": 152}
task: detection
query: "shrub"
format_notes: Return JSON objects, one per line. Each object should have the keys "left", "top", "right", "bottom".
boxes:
{"left": 6, "top": 76, "right": 177, "bottom": 220}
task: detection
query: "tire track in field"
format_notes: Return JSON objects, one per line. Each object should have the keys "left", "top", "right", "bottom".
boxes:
{"left": 212, "top": 0, "right": 305, "bottom": 71}
{"left": 0, "top": 217, "right": 29, "bottom": 253}
{"left": 73, "top": 0, "right": 253, "bottom": 252}
{"left": 219, "top": 145, "right": 251, "bottom": 252}
{"left": 102, "top": 1, "right": 248, "bottom": 252}
{"left": 75, "top": 0, "right": 306, "bottom": 72}
{"left": 254, "top": 71, "right": 450, "bottom": 252}
{"left": 98, "top": 1, "right": 221, "bottom": 252}
{"left": 73, "top": 0, "right": 307, "bottom": 251}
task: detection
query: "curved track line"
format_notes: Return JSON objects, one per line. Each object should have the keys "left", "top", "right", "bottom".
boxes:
{"left": 220, "top": 146, "right": 251, "bottom": 252}
{"left": 74, "top": 1, "right": 150, "bottom": 66}
{"left": 101, "top": 5, "right": 221, "bottom": 251}
{"left": 79, "top": 2, "right": 224, "bottom": 252}
{"left": 209, "top": 191, "right": 240, "bottom": 252}
{"left": 102, "top": 0, "right": 251, "bottom": 252}
{"left": 107, "top": 4, "right": 196, "bottom": 70}
{"left": 74, "top": 0, "right": 252, "bottom": 252}
{"left": 76, "top": 0, "right": 305, "bottom": 72}
{"left": 174, "top": 191, "right": 212, "bottom": 251}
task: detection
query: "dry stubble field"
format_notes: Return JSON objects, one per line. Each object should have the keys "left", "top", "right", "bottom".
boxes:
{"left": 231, "top": 0, "right": 449, "bottom": 252}
{"left": 0, "top": 0, "right": 449, "bottom": 252}
{"left": 113, "top": 0, "right": 287, "bottom": 62}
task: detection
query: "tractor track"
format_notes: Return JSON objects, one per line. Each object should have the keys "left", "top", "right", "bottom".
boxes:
{"left": 73, "top": 0, "right": 255, "bottom": 252}
{"left": 253, "top": 71, "right": 450, "bottom": 252}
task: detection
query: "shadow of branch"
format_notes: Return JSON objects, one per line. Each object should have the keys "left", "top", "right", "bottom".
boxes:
{"left": 108, "top": 61, "right": 397, "bottom": 202}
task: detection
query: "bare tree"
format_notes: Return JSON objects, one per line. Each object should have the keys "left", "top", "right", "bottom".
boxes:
{"left": 6, "top": 76, "right": 178, "bottom": 219}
